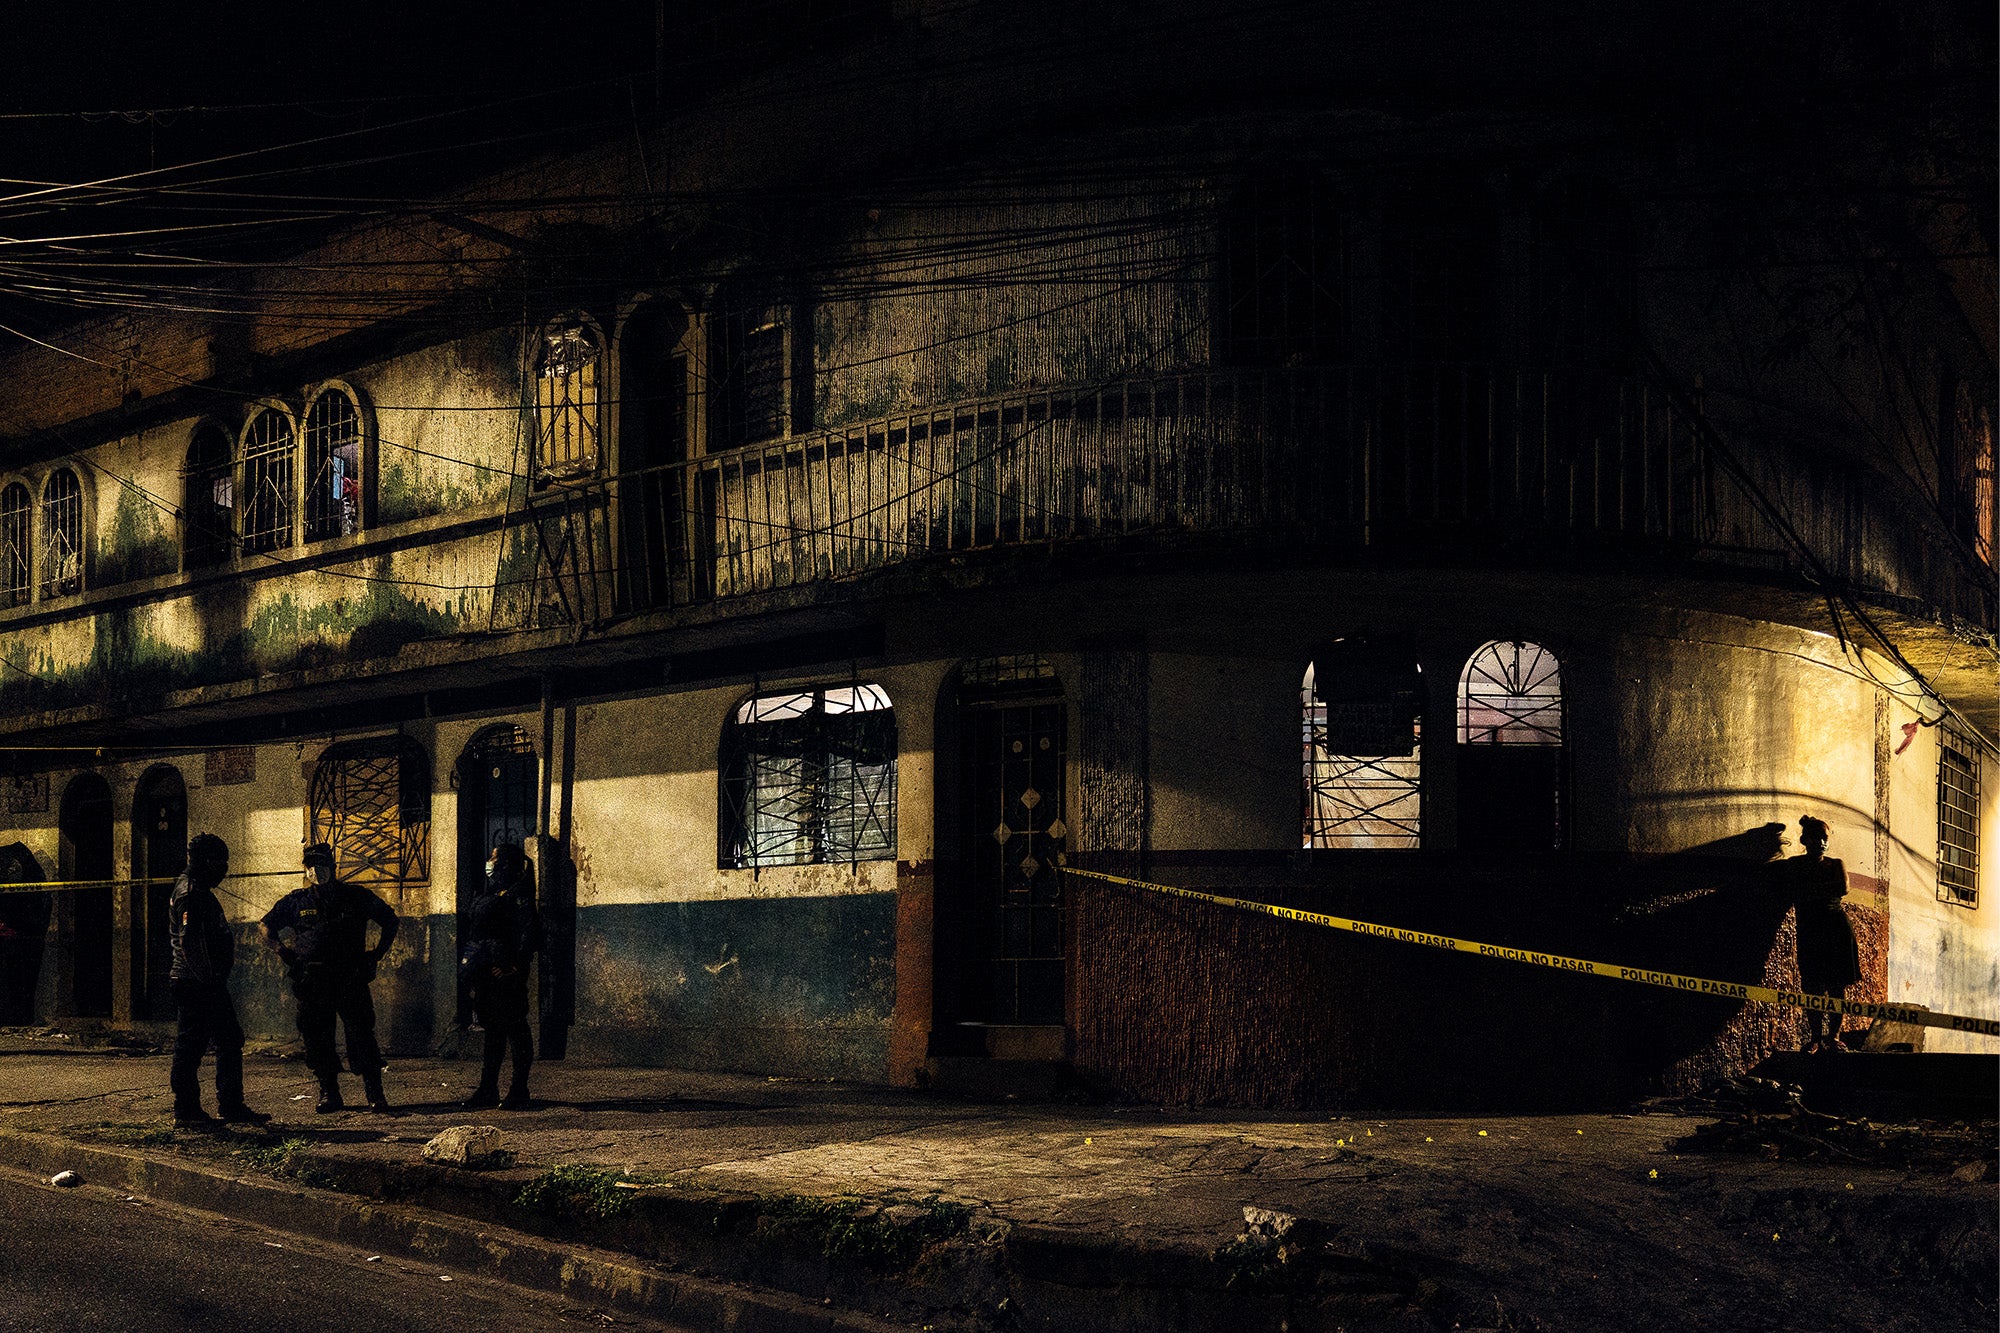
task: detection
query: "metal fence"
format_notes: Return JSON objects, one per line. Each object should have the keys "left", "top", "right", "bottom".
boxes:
{"left": 511, "top": 365, "right": 1993, "bottom": 629}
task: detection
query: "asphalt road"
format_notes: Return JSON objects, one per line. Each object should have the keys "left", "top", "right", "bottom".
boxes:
{"left": 0, "top": 1167, "right": 682, "bottom": 1333}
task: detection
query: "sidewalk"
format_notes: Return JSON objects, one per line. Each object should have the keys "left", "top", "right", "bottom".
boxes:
{"left": 0, "top": 1034, "right": 1991, "bottom": 1333}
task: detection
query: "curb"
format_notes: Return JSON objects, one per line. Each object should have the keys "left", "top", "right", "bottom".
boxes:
{"left": 0, "top": 1128, "right": 904, "bottom": 1333}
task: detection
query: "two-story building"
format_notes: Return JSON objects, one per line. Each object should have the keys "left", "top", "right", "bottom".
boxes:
{"left": 0, "top": 0, "right": 1992, "bottom": 1108}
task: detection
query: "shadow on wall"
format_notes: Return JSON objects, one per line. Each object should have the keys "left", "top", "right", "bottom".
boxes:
{"left": 0, "top": 844, "right": 50, "bottom": 1024}
{"left": 1066, "top": 824, "right": 1873, "bottom": 1112}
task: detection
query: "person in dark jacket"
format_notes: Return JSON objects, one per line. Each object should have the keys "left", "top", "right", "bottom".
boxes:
{"left": 259, "top": 843, "right": 400, "bottom": 1112}
{"left": 460, "top": 841, "right": 540, "bottom": 1109}
{"left": 168, "top": 834, "right": 269, "bottom": 1126}
{"left": 1788, "top": 814, "right": 1861, "bottom": 1053}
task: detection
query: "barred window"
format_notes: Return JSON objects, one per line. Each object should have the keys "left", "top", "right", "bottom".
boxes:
{"left": 1938, "top": 724, "right": 1980, "bottom": 907}
{"left": 711, "top": 289, "right": 805, "bottom": 449}
{"left": 1218, "top": 173, "right": 1346, "bottom": 367}
{"left": 0, "top": 482, "right": 30, "bottom": 608}
{"left": 241, "top": 408, "right": 294, "bottom": 554}
{"left": 1458, "top": 640, "right": 1564, "bottom": 745}
{"left": 183, "top": 424, "right": 234, "bottom": 569}
{"left": 534, "top": 321, "right": 601, "bottom": 485}
{"left": 38, "top": 468, "right": 83, "bottom": 599}
{"left": 1303, "top": 649, "right": 1422, "bottom": 849}
{"left": 304, "top": 388, "right": 364, "bottom": 541}
{"left": 1457, "top": 640, "right": 1566, "bottom": 852}
{"left": 308, "top": 735, "right": 432, "bottom": 891}
{"left": 720, "top": 684, "right": 896, "bottom": 868}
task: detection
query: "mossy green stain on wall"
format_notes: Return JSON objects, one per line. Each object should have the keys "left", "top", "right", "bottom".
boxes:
{"left": 96, "top": 489, "right": 177, "bottom": 587}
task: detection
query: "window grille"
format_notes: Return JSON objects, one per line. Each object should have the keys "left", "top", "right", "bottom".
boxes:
{"left": 534, "top": 323, "right": 601, "bottom": 485}
{"left": 712, "top": 294, "right": 800, "bottom": 449}
{"left": 308, "top": 736, "right": 432, "bottom": 891}
{"left": 1457, "top": 640, "right": 1564, "bottom": 745}
{"left": 720, "top": 683, "right": 896, "bottom": 868}
{"left": 304, "top": 390, "right": 363, "bottom": 541}
{"left": 1218, "top": 174, "right": 1346, "bottom": 367}
{"left": 38, "top": 469, "right": 83, "bottom": 599}
{"left": 1303, "top": 659, "right": 1421, "bottom": 849}
{"left": 182, "top": 425, "right": 234, "bottom": 569}
{"left": 1938, "top": 724, "right": 1980, "bottom": 907}
{"left": 0, "top": 483, "right": 30, "bottom": 608}
{"left": 241, "top": 409, "right": 294, "bottom": 554}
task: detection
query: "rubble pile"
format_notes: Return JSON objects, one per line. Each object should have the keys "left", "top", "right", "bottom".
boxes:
{"left": 1670, "top": 1077, "right": 1997, "bottom": 1175}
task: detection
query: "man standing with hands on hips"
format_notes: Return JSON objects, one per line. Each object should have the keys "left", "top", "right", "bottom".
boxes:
{"left": 260, "top": 842, "right": 400, "bottom": 1112}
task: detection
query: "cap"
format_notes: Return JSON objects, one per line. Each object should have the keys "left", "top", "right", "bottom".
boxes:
{"left": 302, "top": 842, "right": 337, "bottom": 868}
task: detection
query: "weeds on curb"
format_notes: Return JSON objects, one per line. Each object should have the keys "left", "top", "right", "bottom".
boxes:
{"left": 754, "top": 1193, "right": 970, "bottom": 1270}
{"left": 513, "top": 1164, "right": 634, "bottom": 1220}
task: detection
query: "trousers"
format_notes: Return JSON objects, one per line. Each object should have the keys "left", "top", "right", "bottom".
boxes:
{"left": 292, "top": 965, "right": 383, "bottom": 1080}
{"left": 470, "top": 977, "right": 533, "bottom": 1094}
{"left": 169, "top": 979, "right": 245, "bottom": 1113}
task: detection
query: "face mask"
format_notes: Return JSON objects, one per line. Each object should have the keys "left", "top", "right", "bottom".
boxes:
{"left": 310, "top": 863, "right": 335, "bottom": 887}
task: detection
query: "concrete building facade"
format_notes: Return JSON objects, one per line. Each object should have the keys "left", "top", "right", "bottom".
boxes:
{"left": 0, "top": 1, "right": 1992, "bottom": 1108}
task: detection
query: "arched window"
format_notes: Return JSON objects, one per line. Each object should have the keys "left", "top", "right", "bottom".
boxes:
{"left": 183, "top": 424, "right": 235, "bottom": 569}
{"left": 308, "top": 735, "right": 432, "bottom": 890}
{"left": 304, "top": 388, "right": 364, "bottom": 541}
{"left": 241, "top": 408, "right": 294, "bottom": 554}
{"left": 0, "top": 482, "right": 31, "bottom": 607}
{"left": 720, "top": 683, "right": 896, "bottom": 868}
{"left": 1218, "top": 172, "right": 1346, "bottom": 367}
{"left": 1303, "top": 646, "right": 1422, "bottom": 849}
{"left": 534, "top": 319, "right": 601, "bottom": 486}
{"left": 1457, "top": 640, "right": 1566, "bottom": 851}
{"left": 39, "top": 468, "right": 83, "bottom": 599}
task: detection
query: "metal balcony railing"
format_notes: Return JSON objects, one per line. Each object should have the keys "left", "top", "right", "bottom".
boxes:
{"left": 510, "top": 366, "right": 1994, "bottom": 630}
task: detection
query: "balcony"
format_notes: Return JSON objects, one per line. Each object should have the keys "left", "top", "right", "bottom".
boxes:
{"left": 522, "top": 365, "right": 1993, "bottom": 631}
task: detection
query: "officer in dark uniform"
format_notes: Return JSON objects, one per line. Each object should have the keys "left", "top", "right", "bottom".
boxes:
{"left": 168, "top": 834, "right": 269, "bottom": 1126}
{"left": 460, "top": 841, "right": 540, "bottom": 1109}
{"left": 259, "top": 843, "right": 400, "bottom": 1112}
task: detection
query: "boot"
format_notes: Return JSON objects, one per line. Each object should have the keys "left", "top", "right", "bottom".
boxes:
{"left": 315, "top": 1078, "right": 344, "bottom": 1114}
{"left": 461, "top": 1084, "right": 500, "bottom": 1110}
{"left": 173, "top": 1103, "right": 217, "bottom": 1127}
{"left": 213, "top": 1047, "right": 266, "bottom": 1124}
{"left": 500, "top": 1079, "right": 530, "bottom": 1111}
{"left": 361, "top": 1071, "right": 390, "bottom": 1112}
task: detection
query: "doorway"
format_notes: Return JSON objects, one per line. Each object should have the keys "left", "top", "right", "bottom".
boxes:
{"left": 942, "top": 658, "right": 1069, "bottom": 1037}
{"left": 58, "top": 773, "right": 114, "bottom": 1018}
{"left": 0, "top": 843, "right": 50, "bottom": 1023}
{"left": 455, "top": 726, "right": 539, "bottom": 1022}
{"left": 131, "top": 766, "right": 187, "bottom": 1019}
{"left": 617, "top": 301, "right": 692, "bottom": 610}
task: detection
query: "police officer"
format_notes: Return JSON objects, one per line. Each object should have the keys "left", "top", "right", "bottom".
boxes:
{"left": 168, "top": 833, "right": 269, "bottom": 1126}
{"left": 460, "top": 841, "right": 540, "bottom": 1109}
{"left": 259, "top": 843, "right": 399, "bottom": 1112}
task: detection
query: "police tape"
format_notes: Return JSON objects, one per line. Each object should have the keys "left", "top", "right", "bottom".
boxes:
{"left": 0, "top": 871, "right": 301, "bottom": 895}
{"left": 1062, "top": 866, "right": 2000, "bottom": 1039}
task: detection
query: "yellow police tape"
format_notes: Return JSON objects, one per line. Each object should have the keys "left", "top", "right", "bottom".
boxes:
{"left": 1063, "top": 866, "right": 2000, "bottom": 1039}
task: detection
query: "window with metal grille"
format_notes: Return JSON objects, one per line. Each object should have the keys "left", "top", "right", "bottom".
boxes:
{"left": 1457, "top": 640, "right": 1566, "bottom": 852}
{"left": 1458, "top": 641, "right": 1564, "bottom": 745}
{"left": 1938, "top": 725, "right": 1980, "bottom": 907}
{"left": 308, "top": 735, "right": 432, "bottom": 891}
{"left": 304, "top": 389, "right": 363, "bottom": 541}
{"left": 711, "top": 291, "right": 804, "bottom": 449}
{"left": 534, "top": 322, "right": 601, "bottom": 485}
{"left": 182, "top": 424, "right": 234, "bottom": 569}
{"left": 1218, "top": 173, "right": 1346, "bottom": 367}
{"left": 0, "top": 483, "right": 30, "bottom": 607}
{"left": 38, "top": 469, "right": 83, "bottom": 599}
{"left": 1303, "top": 650, "right": 1422, "bottom": 850}
{"left": 241, "top": 408, "right": 294, "bottom": 554}
{"left": 720, "top": 684, "right": 896, "bottom": 868}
